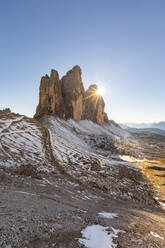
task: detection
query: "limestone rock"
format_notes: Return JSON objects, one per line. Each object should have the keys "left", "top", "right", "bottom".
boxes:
{"left": 61, "top": 66, "right": 85, "bottom": 121}
{"left": 104, "top": 112, "right": 109, "bottom": 123}
{"left": 0, "top": 108, "right": 11, "bottom": 115}
{"left": 34, "top": 65, "right": 109, "bottom": 125}
{"left": 35, "top": 69, "right": 65, "bottom": 119}
{"left": 83, "top": 85, "right": 106, "bottom": 125}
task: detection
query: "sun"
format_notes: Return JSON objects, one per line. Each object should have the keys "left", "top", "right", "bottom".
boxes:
{"left": 96, "top": 87, "right": 105, "bottom": 96}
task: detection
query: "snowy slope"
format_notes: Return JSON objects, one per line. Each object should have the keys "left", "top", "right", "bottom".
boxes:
{"left": 0, "top": 112, "right": 52, "bottom": 171}
{"left": 0, "top": 113, "right": 164, "bottom": 247}
{"left": 40, "top": 116, "right": 153, "bottom": 203}
{"left": 0, "top": 112, "right": 156, "bottom": 204}
{"left": 42, "top": 116, "right": 135, "bottom": 170}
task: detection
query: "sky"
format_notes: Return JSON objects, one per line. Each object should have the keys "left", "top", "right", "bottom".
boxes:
{"left": 0, "top": 0, "right": 164, "bottom": 123}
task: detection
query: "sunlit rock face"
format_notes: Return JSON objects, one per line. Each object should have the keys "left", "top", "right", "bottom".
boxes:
{"left": 83, "top": 85, "right": 107, "bottom": 125}
{"left": 35, "top": 66, "right": 109, "bottom": 125}
{"left": 61, "top": 65, "right": 85, "bottom": 121}
{"left": 34, "top": 69, "right": 65, "bottom": 119}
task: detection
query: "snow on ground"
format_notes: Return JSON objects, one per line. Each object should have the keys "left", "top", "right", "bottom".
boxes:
{"left": 68, "top": 119, "right": 129, "bottom": 137}
{"left": 39, "top": 116, "right": 154, "bottom": 202}
{"left": 150, "top": 232, "right": 164, "bottom": 240}
{"left": 0, "top": 114, "right": 154, "bottom": 204}
{"left": 120, "top": 155, "right": 145, "bottom": 164}
{"left": 15, "top": 191, "right": 37, "bottom": 196}
{"left": 158, "top": 202, "right": 165, "bottom": 210}
{"left": 0, "top": 114, "right": 52, "bottom": 170}
{"left": 46, "top": 117, "right": 140, "bottom": 173}
{"left": 78, "top": 224, "right": 124, "bottom": 248}
{"left": 0, "top": 116, "right": 24, "bottom": 134}
{"left": 0, "top": 113, "right": 138, "bottom": 175}
{"left": 44, "top": 116, "right": 137, "bottom": 170}
{"left": 98, "top": 212, "right": 118, "bottom": 219}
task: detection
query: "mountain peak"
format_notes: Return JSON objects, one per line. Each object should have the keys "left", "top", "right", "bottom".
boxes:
{"left": 34, "top": 66, "right": 109, "bottom": 124}
{"left": 50, "top": 69, "right": 59, "bottom": 79}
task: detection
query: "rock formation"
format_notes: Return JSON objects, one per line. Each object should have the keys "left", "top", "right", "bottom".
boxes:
{"left": 35, "top": 69, "right": 65, "bottom": 119}
{"left": 83, "top": 85, "right": 105, "bottom": 125}
{"left": 35, "top": 66, "right": 109, "bottom": 125}
{"left": 61, "top": 66, "right": 85, "bottom": 121}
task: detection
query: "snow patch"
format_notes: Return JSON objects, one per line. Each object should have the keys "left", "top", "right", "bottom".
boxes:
{"left": 78, "top": 224, "right": 124, "bottom": 248}
{"left": 150, "top": 231, "right": 164, "bottom": 240}
{"left": 99, "top": 212, "right": 118, "bottom": 219}
{"left": 120, "top": 155, "right": 145, "bottom": 164}
{"left": 15, "top": 191, "right": 37, "bottom": 196}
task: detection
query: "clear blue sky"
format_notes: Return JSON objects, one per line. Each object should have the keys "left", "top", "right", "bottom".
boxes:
{"left": 0, "top": 0, "right": 164, "bottom": 123}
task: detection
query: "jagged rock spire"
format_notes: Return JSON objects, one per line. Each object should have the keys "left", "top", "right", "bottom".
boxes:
{"left": 34, "top": 69, "right": 65, "bottom": 119}
{"left": 61, "top": 65, "right": 85, "bottom": 121}
{"left": 34, "top": 66, "right": 109, "bottom": 125}
{"left": 83, "top": 84, "right": 105, "bottom": 125}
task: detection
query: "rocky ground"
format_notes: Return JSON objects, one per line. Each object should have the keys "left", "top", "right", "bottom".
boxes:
{"left": 0, "top": 110, "right": 165, "bottom": 247}
{"left": 0, "top": 170, "right": 165, "bottom": 248}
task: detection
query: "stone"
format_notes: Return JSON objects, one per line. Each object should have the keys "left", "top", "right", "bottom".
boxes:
{"left": 61, "top": 65, "right": 85, "bottom": 121}
{"left": 34, "top": 69, "right": 65, "bottom": 119}
{"left": 83, "top": 84, "right": 106, "bottom": 125}
{"left": 104, "top": 112, "right": 109, "bottom": 123}
{"left": 34, "top": 66, "right": 109, "bottom": 125}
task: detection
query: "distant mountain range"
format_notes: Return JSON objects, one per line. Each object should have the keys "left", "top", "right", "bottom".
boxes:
{"left": 126, "top": 127, "right": 165, "bottom": 135}
{"left": 120, "top": 121, "right": 165, "bottom": 130}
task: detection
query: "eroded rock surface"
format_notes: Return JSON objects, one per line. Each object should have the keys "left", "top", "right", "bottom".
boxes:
{"left": 34, "top": 69, "right": 65, "bottom": 119}
{"left": 35, "top": 66, "right": 109, "bottom": 124}
{"left": 61, "top": 65, "right": 85, "bottom": 121}
{"left": 83, "top": 84, "right": 106, "bottom": 125}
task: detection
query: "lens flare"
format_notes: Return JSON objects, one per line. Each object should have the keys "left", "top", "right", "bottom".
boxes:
{"left": 96, "top": 87, "right": 104, "bottom": 96}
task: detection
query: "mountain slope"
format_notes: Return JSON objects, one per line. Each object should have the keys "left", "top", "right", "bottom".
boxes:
{"left": 40, "top": 115, "right": 157, "bottom": 204}
{"left": 0, "top": 110, "right": 54, "bottom": 174}
{"left": 0, "top": 110, "right": 165, "bottom": 247}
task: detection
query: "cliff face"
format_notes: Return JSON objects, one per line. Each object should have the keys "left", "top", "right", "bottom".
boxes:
{"left": 35, "top": 66, "right": 109, "bottom": 125}
{"left": 83, "top": 85, "right": 106, "bottom": 125}
{"left": 61, "top": 66, "right": 85, "bottom": 121}
{"left": 35, "top": 70, "right": 65, "bottom": 119}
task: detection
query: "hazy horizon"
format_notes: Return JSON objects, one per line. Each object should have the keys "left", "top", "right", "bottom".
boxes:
{"left": 0, "top": 0, "right": 165, "bottom": 123}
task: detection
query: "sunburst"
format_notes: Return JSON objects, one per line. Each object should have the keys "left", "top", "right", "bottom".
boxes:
{"left": 96, "top": 87, "right": 105, "bottom": 96}
{"left": 85, "top": 86, "right": 105, "bottom": 106}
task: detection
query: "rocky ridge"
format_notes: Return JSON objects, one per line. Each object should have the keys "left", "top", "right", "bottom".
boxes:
{"left": 35, "top": 66, "right": 108, "bottom": 125}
